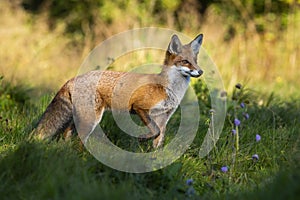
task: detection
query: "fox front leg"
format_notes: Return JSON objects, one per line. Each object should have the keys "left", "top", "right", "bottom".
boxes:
{"left": 136, "top": 109, "right": 161, "bottom": 142}
{"left": 138, "top": 112, "right": 170, "bottom": 148}
{"left": 151, "top": 113, "right": 170, "bottom": 148}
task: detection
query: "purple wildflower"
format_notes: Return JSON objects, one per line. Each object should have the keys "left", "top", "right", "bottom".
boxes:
{"left": 256, "top": 134, "right": 261, "bottom": 142}
{"left": 221, "top": 166, "right": 228, "bottom": 173}
{"left": 186, "top": 179, "right": 193, "bottom": 186}
{"left": 252, "top": 154, "right": 259, "bottom": 161}
{"left": 243, "top": 113, "right": 249, "bottom": 120}
{"left": 240, "top": 102, "right": 245, "bottom": 108}
{"left": 234, "top": 118, "right": 241, "bottom": 126}
{"left": 232, "top": 129, "right": 236, "bottom": 135}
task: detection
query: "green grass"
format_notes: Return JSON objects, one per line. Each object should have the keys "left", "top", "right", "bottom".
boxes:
{"left": 0, "top": 78, "right": 299, "bottom": 200}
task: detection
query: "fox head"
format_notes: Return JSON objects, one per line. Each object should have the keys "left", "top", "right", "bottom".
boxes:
{"left": 164, "top": 34, "right": 203, "bottom": 78}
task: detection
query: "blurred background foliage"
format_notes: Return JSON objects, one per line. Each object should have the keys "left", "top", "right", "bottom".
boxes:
{"left": 20, "top": 0, "right": 295, "bottom": 39}
{"left": 0, "top": 0, "right": 299, "bottom": 98}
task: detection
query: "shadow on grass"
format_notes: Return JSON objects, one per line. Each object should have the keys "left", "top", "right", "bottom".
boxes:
{"left": 0, "top": 141, "right": 159, "bottom": 200}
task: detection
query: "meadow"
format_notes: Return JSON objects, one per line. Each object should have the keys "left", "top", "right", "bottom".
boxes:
{"left": 0, "top": 1, "right": 299, "bottom": 199}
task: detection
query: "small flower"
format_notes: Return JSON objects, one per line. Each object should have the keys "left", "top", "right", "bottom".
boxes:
{"left": 221, "top": 166, "right": 228, "bottom": 173}
{"left": 234, "top": 118, "right": 241, "bottom": 126}
{"left": 240, "top": 102, "right": 245, "bottom": 108}
{"left": 243, "top": 113, "right": 249, "bottom": 120}
{"left": 186, "top": 179, "right": 193, "bottom": 186}
{"left": 232, "top": 129, "right": 236, "bottom": 135}
{"left": 209, "top": 109, "right": 215, "bottom": 114}
{"left": 256, "top": 134, "right": 261, "bottom": 142}
{"left": 252, "top": 154, "right": 259, "bottom": 161}
{"left": 235, "top": 83, "right": 242, "bottom": 89}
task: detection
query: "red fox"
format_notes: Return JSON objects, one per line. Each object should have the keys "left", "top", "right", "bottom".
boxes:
{"left": 32, "top": 34, "right": 203, "bottom": 148}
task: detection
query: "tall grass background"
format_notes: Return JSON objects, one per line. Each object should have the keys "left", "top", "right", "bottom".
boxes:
{"left": 1, "top": 1, "right": 299, "bottom": 96}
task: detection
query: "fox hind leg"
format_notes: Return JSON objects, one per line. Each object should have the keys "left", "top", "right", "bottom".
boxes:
{"left": 79, "top": 104, "right": 105, "bottom": 144}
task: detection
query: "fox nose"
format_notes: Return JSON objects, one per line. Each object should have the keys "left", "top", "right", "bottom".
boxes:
{"left": 198, "top": 69, "right": 203, "bottom": 76}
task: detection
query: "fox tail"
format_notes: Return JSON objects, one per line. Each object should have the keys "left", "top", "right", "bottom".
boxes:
{"left": 31, "top": 80, "right": 74, "bottom": 140}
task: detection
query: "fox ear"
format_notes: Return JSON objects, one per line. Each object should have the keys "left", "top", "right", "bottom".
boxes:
{"left": 190, "top": 34, "right": 203, "bottom": 55}
{"left": 168, "top": 34, "right": 182, "bottom": 55}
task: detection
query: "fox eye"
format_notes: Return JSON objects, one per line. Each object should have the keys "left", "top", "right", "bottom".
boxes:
{"left": 181, "top": 60, "right": 189, "bottom": 65}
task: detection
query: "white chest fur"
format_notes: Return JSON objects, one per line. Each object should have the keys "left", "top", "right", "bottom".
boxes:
{"left": 166, "top": 65, "right": 190, "bottom": 103}
{"left": 149, "top": 66, "right": 190, "bottom": 117}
